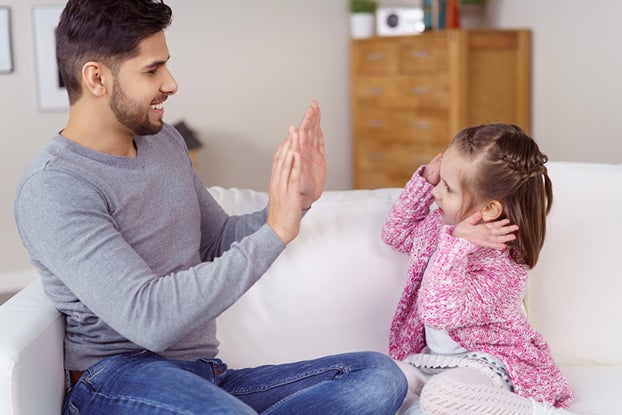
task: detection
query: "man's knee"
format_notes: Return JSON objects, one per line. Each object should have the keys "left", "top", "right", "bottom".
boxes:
{"left": 354, "top": 352, "right": 408, "bottom": 408}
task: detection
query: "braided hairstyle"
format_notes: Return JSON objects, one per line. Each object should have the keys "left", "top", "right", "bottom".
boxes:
{"left": 450, "top": 123, "right": 553, "bottom": 268}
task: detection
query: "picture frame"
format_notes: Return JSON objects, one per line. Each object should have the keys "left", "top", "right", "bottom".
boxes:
{"left": 0, "top": 7, "right": 12, "bottom": 73}
{"left": 33, "top": 6, "right": 69, "bottom": 111}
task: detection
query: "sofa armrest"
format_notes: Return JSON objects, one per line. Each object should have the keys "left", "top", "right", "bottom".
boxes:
{"left": 0, "top": 279, "right": 65, "bottom": 415}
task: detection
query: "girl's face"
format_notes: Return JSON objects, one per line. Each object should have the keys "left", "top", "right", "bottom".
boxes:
{"left": 431, "top": 147, "right": 482, "bottom": 225}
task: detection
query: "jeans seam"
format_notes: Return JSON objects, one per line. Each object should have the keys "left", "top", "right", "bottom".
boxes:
{"left": 229, "top": 364, "right": 348, "bottom": 395}
{"left": 88, "top": 391, "right": 200, "bottom": 415}
{"left": 260, "top": 381, "right": 325, "bottom": 415}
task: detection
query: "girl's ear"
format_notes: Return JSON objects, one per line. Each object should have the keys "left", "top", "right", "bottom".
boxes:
{"left": 81, "top": 61, "right": 108, "bottom": 97}
{"left": 481, "top": 200, "right": 503, "bottom": 222}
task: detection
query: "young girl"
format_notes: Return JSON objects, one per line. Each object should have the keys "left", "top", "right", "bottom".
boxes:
{"left": 382, "top": 124, "right": 575, "bottom": 415}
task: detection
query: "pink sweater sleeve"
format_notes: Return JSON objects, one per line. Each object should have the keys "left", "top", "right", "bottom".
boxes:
{"left": 382, "top": 167, "right": 436, "bottom": 254}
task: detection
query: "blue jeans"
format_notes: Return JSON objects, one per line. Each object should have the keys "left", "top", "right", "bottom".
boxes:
{"left": 63, "top": 350, "right": 407, "bottom": 414}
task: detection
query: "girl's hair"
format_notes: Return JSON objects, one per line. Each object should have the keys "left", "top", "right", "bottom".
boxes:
{"left": 56, "top": 0, "right": 173, "bottom": 104}
{"left": 450, "top": 123, "right": 553, "bottom": 268}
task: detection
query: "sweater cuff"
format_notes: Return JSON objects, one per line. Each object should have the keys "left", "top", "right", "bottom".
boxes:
{"left": 439, "top": 224, "right": 478, "bottom": 255}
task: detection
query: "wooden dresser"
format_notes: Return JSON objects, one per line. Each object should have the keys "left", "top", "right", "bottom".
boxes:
{"left": 351, "top": 30, "right": 531, "bottom": 189}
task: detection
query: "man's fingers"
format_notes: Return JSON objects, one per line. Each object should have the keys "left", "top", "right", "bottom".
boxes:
{"left": 271, "top": 129, "right": 295, "bottom": 186}
{"left": 289, "top": 152, "right": 301, "bottom": 191}
{"left": 311, "top": 101, "right": 321, "bottom": 146}
{"left": 300, "top": 101, "right": 322, "bottom": 147}
{"left": 298, "top": 103, "right": 315, "bottom": 144}
{"left": 278, "top": 130, "right": 296, "bottom": 185}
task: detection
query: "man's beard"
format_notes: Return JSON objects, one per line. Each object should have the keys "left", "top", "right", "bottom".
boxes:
{"left": 110, "top": 78, "right": 164, "bottom": 136}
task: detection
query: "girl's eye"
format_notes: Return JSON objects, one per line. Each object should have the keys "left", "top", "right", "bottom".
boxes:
{"left": 445, "top": 184, "right": 451, "bottom": 193}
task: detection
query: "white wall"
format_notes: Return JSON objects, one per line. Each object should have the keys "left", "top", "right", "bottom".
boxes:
{"left": 163, "top": 0, "right": 352, "bottom": 190}
{"left": 1, "top": 0, "right": 621, "bottom": 282}
{"left": 0, "top": 0, "right": 352, "bottom": 279}
{"left": 489, "top": 0, "right": 622, "bottom": 163}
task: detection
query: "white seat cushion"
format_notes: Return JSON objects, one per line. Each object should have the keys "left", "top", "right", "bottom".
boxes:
{"left": 563, "top": 365, "right": 622, "bottom": 414}
{"left": 213, "top": 187, "right": 408, "bottom": 368}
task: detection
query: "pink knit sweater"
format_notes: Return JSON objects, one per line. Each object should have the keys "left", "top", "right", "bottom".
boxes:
{"left": 382, "top": 169, "right": 574, "bottom": 408}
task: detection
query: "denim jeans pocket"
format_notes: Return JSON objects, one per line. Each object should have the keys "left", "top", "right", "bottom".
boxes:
{"left": 80, "top": 350, "right": 151, "bottom": 391}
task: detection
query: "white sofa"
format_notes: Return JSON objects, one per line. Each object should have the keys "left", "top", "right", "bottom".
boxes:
{"left": 1, "top": 161, "right": 620, "bottom": 415}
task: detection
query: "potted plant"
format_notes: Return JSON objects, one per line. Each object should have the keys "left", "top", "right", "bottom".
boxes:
{"left": 349, "top": 0, "right": 377, "bottom": 39}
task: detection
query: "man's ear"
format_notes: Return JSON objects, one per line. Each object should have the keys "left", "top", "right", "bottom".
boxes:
{"left": 81, "top": 61, "right": 108, "bottom": 97}
{"left": 481, "top": 200, "right": 503, "bottom": 222}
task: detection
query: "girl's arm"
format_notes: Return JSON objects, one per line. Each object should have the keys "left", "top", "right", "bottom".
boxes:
{"left": 417, "top": 225, "right": 526, "bottom": 329}
{"left": 382, "top": 153, "right": 442, "bottom": 253}
{"left": 381, "top": 166, "right": 436, "bottom": 253}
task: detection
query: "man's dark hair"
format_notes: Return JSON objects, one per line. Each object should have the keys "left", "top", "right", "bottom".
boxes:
{"left": 56, "top": 0, "right": 172, "bottom": 104}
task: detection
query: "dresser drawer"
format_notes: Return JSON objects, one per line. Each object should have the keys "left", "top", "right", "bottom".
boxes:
{"left": 357, "top": 139, "right": 440, "bottom": 170}
{"left": 356, "top": 139, "right": 442, "bottom": 188}
{"left": 354, "top": 109, "right": 450, "bottom": 145}
{"left": 400, "top": 35, "right": 449, "bottom": 73}
{"left": 354, "top": 169, "right": 414, "bottom": 189}
{"left": 353, "top": 74, "right": 450, "bottom": 110}
{"left": 352, "top": 39, "right": 400, "bottom": 75}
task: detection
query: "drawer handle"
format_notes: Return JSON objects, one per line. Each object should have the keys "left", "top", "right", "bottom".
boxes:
{"left": 412, "top": 122, "right": 431, "bottom": 131}
{"left": 366, "top": 52, "right": 383, "bottom": 61}
{"left": 411, "top": 86, "right": 432, "bottom": 95}
{"left": 366, "top": 86, "right": 384, "bottom": 95}
{"left": 368, "top": 152, "right": 385, "bottom": 161}
{"left": 368, "top": 119, "right": 385, "bottom": 128}
{"left": 411, "top": 50, "right": 431, "bottom": 59}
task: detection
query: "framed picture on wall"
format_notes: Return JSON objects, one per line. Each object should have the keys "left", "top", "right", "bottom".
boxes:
{"left": 33, "top": 6, "right": 69, "bottom": 111}
{"left": 0, "top": 7, "right": 12, "bottom": 73}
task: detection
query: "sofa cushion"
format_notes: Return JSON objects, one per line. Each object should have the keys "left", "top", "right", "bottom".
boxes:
{"left": 562, "top": 365, "right": 622, "bottom": 414}
{"left": 526, "top": 162, "right": 622, "bottom": 366}
{"left": 211, "top": 186, "right": 408, "bottom": 368}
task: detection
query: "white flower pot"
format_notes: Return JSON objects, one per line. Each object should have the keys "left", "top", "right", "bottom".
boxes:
{"left": 350, "top": 13, "right": 375, "bottom": 39}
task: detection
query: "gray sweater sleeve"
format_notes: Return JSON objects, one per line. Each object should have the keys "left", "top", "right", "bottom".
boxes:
{"left": 15, "top": 168, "right": 284, "bottom": 353}
{"left": 191, "top": 171, "right": 270, "bottom": 263}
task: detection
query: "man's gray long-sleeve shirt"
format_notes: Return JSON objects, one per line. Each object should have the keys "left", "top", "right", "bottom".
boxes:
{"left": 14, "top": 123, "right": 285, "bottom": 370}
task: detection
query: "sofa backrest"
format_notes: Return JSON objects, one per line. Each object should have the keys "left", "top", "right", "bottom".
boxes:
{"left": 526, "top": 162, "right": 622, "bottom": 367}
{"left": 211, "top": 186, "right": 409, "bottom": 368}
{"left": 213, "top": 161, "right": 622, "bottom": 370}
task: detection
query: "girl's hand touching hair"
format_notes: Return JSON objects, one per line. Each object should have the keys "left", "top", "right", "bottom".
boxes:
{"left": 453, "top": 212, "right": 519, "bottom": 250}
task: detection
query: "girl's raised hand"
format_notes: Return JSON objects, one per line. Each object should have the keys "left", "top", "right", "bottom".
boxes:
{"left": 422, "top": 152, "right": 443, "bottom": 186}
{"left": 453, "top": 212, "right": 519, "bottom": 250}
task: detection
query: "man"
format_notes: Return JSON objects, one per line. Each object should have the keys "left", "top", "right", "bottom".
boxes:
{"left": 14, "top": 1, "right": 407, "bottom": 414}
